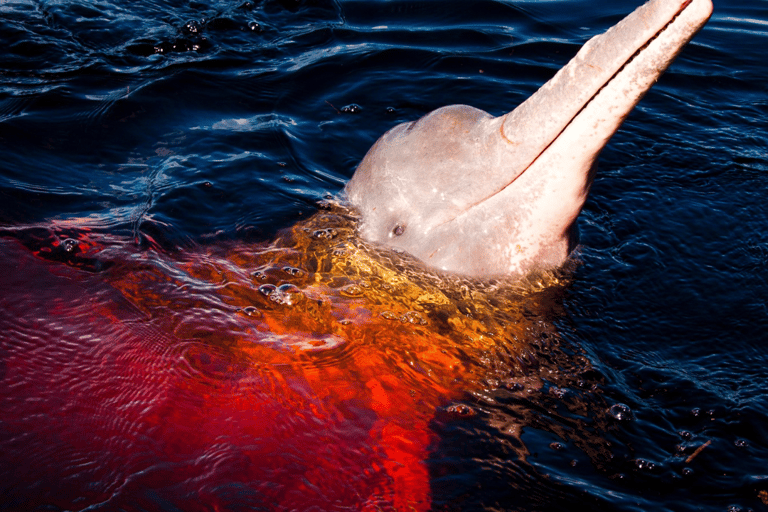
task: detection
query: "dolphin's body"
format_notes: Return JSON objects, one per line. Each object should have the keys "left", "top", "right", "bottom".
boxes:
{"left": 346, "top": 0, "right": 713, "bottom": 277}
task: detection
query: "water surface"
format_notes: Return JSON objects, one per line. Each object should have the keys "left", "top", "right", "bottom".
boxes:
{"left": 1, "top": 0, "right": 767, "bottom": 510}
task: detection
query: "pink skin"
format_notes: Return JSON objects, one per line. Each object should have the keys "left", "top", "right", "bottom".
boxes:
{"left": 346, "top": 0, "right": 713, "bottom": 278}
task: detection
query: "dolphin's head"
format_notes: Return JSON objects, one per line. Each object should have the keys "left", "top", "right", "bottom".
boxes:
{"left": 345, "top": 0, "right": 712, "bottom": 277}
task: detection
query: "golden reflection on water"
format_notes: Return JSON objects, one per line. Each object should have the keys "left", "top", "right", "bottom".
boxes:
{"left": 112, "top": 202, "right": 576, "bottom": 402}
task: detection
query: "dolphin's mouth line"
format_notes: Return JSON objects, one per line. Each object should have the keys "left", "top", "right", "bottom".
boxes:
{"left": 501, "top": 0, "right": 694, "bottom": 186}
{"left": 437, "top": 0, "right": 694, "bottom": 229}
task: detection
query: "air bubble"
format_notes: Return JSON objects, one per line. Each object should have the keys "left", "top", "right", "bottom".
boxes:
{"left": 401, "top": 311, "right": 426, "bottom": 325}
{"left": 341, "top": 103, "right": 362, "bottom": 114}
{"left": 61, "top": 238, "right": 78, "bottom": 252}
{"left": 275, "top": 284, "right": 302, "bottom": 306}
{"left": 608, "top": 403, "right": 633, "bottom": 421}
{"left": 312, "top": 228, "right": 337, "bottom": 240}
{"left": 633, "top": 458, "right": 657, "bottom": 472}
{"left": 341, "top": 284, "right": 364, "bottom": 297}
{"left": 242, "top": 306, "right": 259, "bottom": 317}
{"left": 183, "top": 20, "right": 202, "bottom": 35}
{"left": 258, "top": 284, "right": 277, "bottom": 297}
{"left": 446, "top": 404, "right": 476, "bottom": 417}
{"left": 257, "top": 283, "right": 303, "bottom": 306}
{"left": 282, "top": 266, "right": 304, "bottom": 277}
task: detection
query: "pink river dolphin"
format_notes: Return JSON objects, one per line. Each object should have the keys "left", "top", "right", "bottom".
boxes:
{"left": 347, "top": 0, "right": 713, "bottom": 278}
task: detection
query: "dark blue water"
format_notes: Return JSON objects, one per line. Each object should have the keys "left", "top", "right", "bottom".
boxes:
{"left": 1, "top": 0, "right": 767, "bottom": 511}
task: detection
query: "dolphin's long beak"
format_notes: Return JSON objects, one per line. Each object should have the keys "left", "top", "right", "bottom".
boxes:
{"left": 500, "top": 0, "right": 713, "bottom": 185}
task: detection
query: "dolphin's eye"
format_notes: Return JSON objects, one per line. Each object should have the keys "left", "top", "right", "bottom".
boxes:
{"left": 392, "top": 224, "right": 405, "bottom": 236}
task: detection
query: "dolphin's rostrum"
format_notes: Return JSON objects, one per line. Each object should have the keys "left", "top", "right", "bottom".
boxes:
{"left": 345, "top": 0, "right": 713, "bottom": 277}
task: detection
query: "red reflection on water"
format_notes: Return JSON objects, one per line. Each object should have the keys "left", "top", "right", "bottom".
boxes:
{"left": 0, "top": 231, "right": 462, "bottom": 511}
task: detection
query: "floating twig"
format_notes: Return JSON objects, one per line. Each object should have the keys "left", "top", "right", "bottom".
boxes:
{"left": 325, "top": 100, "right": 340, "bottom": 114}
{"left": 685, "top": 440, "right": 711, "bottom": 464}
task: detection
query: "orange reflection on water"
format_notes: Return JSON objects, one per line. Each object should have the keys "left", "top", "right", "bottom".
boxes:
{"left": 2, "top": 206, "right": 567, "bottom": 510}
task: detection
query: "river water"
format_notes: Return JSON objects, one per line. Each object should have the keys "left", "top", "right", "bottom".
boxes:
{"left": 1, "top": 0, "right": 767, "bottom": 511}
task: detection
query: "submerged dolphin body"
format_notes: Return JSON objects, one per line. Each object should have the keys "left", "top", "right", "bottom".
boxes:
{"left": 346, "top": 0, "right": 713, "bottom": 278}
